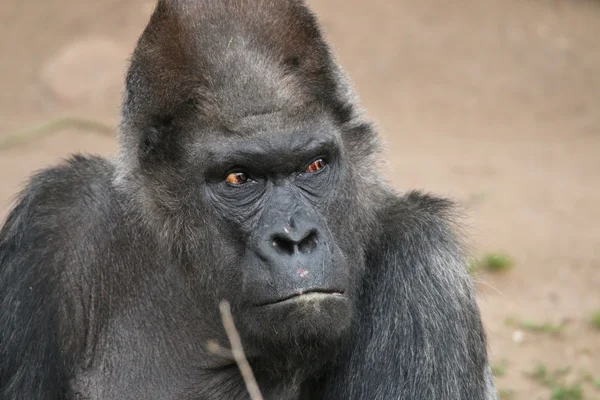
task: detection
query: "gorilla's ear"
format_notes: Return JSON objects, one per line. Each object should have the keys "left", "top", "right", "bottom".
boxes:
{"left": 138, "top": 117, "right": 177, "bottom": 167}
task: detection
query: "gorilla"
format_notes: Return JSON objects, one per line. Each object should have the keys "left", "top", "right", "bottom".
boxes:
{"left": 0, "top": 1, "right": 498, "bottom": 399}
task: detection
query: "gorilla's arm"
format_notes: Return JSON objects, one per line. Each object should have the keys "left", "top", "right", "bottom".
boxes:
{"left": 311, "top": 191, "right": 497, "bottom": 400}
{"left": 0, "top": 178, "right": 74, "bottom": 400}
{"left": 0, "top": 156, "right": 112, "bottom": 400}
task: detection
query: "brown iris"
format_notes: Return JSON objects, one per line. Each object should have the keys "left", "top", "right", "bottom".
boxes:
{"left": 306, "top": 159, "right": 326, "bottom": 173}
{"left": 225, "top": 172, "right": 248, "bottom": 185}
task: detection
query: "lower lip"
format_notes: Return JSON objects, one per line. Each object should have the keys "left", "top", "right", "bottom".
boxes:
{"left": 258, "top": 292, "right": 345, "bottom": 307}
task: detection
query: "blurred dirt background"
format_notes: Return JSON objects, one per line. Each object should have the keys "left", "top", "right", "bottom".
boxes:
{"left": 0, "top": 0, "right": 599, "bottom": 398}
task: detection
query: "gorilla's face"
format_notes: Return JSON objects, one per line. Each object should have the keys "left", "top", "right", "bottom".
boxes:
{"left": 121, "top": 0, "right": 379, "bottom": 357}
{"left": 133, "top": 101, "right": 370, "bottom": 350}
{"left": 193, "top": 112, "right": 366, "bottom": 346}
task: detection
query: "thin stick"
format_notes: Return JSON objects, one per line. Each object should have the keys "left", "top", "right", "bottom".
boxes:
{"left": 219, "top": 300, "right": 264, "bottom": 400}
{"left": 205, "top": 340, "right": 234, "bottom": 359}
{"left": 0, "top": 117, "right": 114, "bottom": 150}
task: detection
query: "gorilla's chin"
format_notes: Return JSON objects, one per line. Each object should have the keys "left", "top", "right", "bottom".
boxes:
{"left": 239, "top": 293, "right": 354, "bottom": 352}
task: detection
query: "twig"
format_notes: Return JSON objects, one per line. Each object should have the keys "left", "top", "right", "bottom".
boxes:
{"left": 206, "top": 340, "right": 234, "bottom": 359}
{"left": 0, "top": 117, "right": 114, "bottom": 150}
{"left": 219, "top": 300, "right": 264, "bottom": 400}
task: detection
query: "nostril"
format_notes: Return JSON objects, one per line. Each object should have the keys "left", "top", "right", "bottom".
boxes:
{"left": 270, "top": 229, "right": 319, "bottom": 256}
{"left": 298, "top": 230, "right": 318, "bottom": 254}
{"left": 271, "top": 234, "right": 295, "bottom": 255}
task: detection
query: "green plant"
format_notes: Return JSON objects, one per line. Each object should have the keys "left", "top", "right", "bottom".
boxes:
{"left": 589, "top": 310, "right": 600, "bottom": 330}
{"left": 550, "top": 385, "right": 582, "bottom": 400}
{"left": 505, "top": 317, "right": 566, "bottom": 336}
{"left": 480, "top": 253, "right": 513, "bottom": 272}
{"left": 527, "top": 364, "right": 585, "bottom": 400}
{"left": 469, "top": 253, "right": 514, "bottom": 274}
{"left": 492, "top": 359, "right": 508, "bottom": 377}
{"left": 498, "top": 388, "right": 515, "bottom": 399}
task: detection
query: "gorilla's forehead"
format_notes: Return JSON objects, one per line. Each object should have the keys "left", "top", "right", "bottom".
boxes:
{"left": 221, "top": 106, "right": 338, "bottom": 136}
{"left": 126, "top": 0, "right": 339, "bottom": 126}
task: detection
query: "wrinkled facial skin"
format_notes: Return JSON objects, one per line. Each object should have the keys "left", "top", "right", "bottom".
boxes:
{"left": 173, "top": 114, "right": 367, "bottom": 352}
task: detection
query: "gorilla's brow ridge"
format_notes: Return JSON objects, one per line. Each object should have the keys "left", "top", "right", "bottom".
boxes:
{"left": 205, "top": 134, "right": 338, "bottom": 171}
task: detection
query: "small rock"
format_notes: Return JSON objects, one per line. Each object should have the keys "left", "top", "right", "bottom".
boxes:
{"left": 39, "top": 36, "right": 129, "bottom": 105}
{"left": 512, "top": 330, "right": 525, "bottom": 344}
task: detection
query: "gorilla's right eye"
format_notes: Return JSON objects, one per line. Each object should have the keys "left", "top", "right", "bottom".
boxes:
{"left": 225, "top": 172, "right": 249, "bottom": 185}
{"left": 306, "top": 158, "right": 327, "bottom": 173}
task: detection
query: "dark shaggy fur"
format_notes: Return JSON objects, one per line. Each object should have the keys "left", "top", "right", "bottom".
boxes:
{"left": 0, "top": 1, "right": 497, "bottom": 399}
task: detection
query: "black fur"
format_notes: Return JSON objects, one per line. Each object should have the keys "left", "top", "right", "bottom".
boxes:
{"left": 0, "top": 1, "right": 497, "bottom": 399}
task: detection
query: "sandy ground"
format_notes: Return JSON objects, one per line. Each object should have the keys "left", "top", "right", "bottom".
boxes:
{"left": 1, "top": 0, "right": 599, "bottom": 398}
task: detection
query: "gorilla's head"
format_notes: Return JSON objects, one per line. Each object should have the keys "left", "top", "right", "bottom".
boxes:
{"left": 116, "top": 0, "right": 382, "bottom": 355}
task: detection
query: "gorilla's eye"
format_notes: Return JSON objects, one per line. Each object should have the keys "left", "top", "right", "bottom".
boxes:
{"left": 306, "top": 159, "right": 327, "bottom": 173}
{"left": 225, "top": 172, "right": 249, "bottom": 185}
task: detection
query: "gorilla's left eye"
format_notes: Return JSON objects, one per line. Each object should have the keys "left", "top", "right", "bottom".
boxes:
{"left": 306, "top": 159, "right": 327, "bottom": 173}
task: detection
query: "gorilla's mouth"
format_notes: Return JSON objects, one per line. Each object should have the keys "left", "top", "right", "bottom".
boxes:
{"left": 255, "top": 289, "right": 345, "bottom": 307}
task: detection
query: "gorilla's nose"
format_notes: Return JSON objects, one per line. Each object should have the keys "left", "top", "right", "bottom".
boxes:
{"left": 255, "top": 215, "right": 325, "bottom": 264}
{"left": 270, "top": 227, "right": 319, "bottom": 256}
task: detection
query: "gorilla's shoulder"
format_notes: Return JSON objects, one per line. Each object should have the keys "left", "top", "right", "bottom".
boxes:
{"left": 1, "top": 154, "right": 118, "bottom": 245}
{"left": 402, "top": 190, "right": 457, "bottom": 216}
{"left": 383, "top": 190, "right": 459, "bottom": 222}
{"left": 375, "top": 190, "right": 465, "bottom": 250}
{"left": 27, "top": 153, "right": 115, "bottom": 192}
